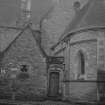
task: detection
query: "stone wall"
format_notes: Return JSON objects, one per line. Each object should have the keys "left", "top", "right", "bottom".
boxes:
{"left": 69, "top": 41, "right": 97, "bottom": 101}
{"left": 64, "top": 30, "right": 101, "bottom": 102}
{"left": 0, "top": 28, "right": 47, "bottom": 101}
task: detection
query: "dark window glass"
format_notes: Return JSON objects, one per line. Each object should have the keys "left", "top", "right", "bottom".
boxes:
{"left": 21, "top": 65, "right": 28, "bottom": 72}
{"left": 78, "top": 51, "right": 85, "bottom": 75}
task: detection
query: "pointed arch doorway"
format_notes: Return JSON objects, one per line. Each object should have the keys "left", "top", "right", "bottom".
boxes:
{"left": 48, "top": 71, "right": 60, "bottom": 97}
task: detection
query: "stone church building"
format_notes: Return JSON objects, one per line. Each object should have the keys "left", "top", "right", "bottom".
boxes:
{"left": 51, "top": 0, "right": 105, "bottom": 103}
{"left": 1, "top": 0, "right": 105, "bottom": 104}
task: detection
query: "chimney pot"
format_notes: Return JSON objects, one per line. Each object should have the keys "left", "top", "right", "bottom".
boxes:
{"left": 73, "top": 1, "right": 81, "bottom": 12}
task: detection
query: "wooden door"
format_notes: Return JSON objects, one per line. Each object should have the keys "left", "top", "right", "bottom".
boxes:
{"left": 48, "top": 72, "right": 59, "bottom": 97}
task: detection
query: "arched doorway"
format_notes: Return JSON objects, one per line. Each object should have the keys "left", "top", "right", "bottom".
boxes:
{"left": 47, "top": 57, "right": 64, "bottom": 98}
{"left": 48, "top": 71, "right": 60, "bottom": 97}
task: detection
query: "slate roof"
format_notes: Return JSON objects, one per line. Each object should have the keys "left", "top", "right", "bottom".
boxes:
{"left": 78, "top": 0, "right": 105, "bottom": 29}
{"left": 59, "top": 0, "right": 105, "bottom": 41}
{"left": 0, "top": 26, "right": 21, "bottom": 52}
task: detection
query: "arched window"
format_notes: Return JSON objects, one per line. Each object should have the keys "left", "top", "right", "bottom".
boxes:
{"left": 78, "top": 50, "right": 85, "bottom": 75}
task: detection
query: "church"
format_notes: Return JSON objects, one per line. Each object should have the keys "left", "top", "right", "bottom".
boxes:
{"left": 1, "top": 0, "right": 105, "bottom": 104}
{"left": 51, "top": 0, "right": 105, "bottom": 103}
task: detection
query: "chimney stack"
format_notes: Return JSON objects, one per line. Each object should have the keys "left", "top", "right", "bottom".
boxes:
{"left": 26, "top": 0, "right": 31, "bottom": 19}
{"left": 16, "top": 0, "right": 32, "bottom": 27}
{"left": 73, "top": 1, "right": 81, "bottom": 12}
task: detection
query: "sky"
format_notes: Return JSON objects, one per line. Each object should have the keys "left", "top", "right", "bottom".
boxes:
{"left": 0, "top": 0, "right": 88, "bottom": 26}
{"left": 0, "top": 0, "right": 52, "bottom": 25}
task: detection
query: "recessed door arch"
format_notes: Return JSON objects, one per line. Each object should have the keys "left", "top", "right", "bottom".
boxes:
{"left": 48, "top": 71, "right": 60, "bottom": 97}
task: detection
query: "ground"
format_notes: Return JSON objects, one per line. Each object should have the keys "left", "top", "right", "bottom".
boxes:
{"left": 0, "top": 99, "right": 104, "bottom": 105}
{"left": 0, "top": 100, "right": 76, "bottom": 105}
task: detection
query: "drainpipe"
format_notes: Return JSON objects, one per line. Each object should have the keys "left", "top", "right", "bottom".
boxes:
{"left": 0, "top": 53, "right": 4, "bottom": 71}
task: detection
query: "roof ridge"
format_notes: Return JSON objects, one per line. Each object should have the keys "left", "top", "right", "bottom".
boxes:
{"left": 0, "top": 25, "right": 29, "bottom": 53}
{"left": 0, "top": 25, "right": 22, "bottom": 30}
